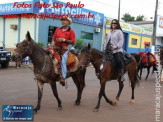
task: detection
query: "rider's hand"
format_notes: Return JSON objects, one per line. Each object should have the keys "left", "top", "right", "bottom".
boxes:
{"left": 112, "top": 46, "right": 117, "bottom": 49}
{"left": 58, "top": 38, "right": 64, "bottom": 42}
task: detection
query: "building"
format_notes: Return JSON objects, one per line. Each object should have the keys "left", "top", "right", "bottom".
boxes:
{"left": 156, "top": 15, "right": 163, "bottom": 49}
{"left": 0, "top": 0, "right": 104, "bottom": 51}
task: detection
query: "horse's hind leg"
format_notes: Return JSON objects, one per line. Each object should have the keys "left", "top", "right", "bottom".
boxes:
{"left": 33, "top": 80, "right": 44, "bottom": 113}
{"left": 145, "top": 67, "right": 150, "bottom": 80}
{"left": 50, "top": 82, "right": 62, "bottom": 110}
{"left": 113, "top": 78, "right": 124, "bottom": 105}
{"left": 128, "top": 69, "right": 137, "bottom": 104}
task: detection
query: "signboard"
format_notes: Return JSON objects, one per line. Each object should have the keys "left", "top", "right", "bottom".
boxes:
{"left": 0, "top": 1, "right": 33, "bottom": 15}
{"left": 142, "top": 27, "right": 153, "bottom": 36}
{"left": 156, "top": 15, "right": 163, "bottom": 37}
{"left": 0, "top": 0, "right": 104, "bottom": 27}
{"left": 33, "top": 0, "right": 104, "bottom": 27}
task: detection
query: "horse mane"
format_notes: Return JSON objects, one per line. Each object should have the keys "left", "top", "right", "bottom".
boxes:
{"left": 91, "top": 48, "right": 105, "bottom": 57}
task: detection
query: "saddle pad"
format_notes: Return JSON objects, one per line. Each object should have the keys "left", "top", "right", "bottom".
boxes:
{"left": 67, "top": 51, "right": 76, "bottom": 66}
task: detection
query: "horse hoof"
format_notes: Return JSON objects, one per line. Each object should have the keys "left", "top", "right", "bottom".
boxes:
{"left": 93, "top": 108, "right": 99, "bottom": 112}
{"left": 57, "top": 106, "right": 62, "bottom": 110}
{"left": 129, "top": 99, "right": 135, "bottom": 104}
{"left": 74, "top": 101, "right": 81, "bottom": 106}
{"left": 33, "top": 109, "right": 38, "bottom": 114}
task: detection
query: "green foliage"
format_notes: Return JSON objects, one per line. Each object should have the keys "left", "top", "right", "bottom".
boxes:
{"left": 37, "top": 42, "right": 45, "bottom": 48}
{"left": 121, "top": 13, "right": 135, "bottom": 22}
{"left": 121, "top": 13, "right": 145, "bottom": 22}
{"left": 75, "top": 38, "right": 84, "bottom": 50}
{"left": 135, "top": 15, "right": 145, "bottom": 21}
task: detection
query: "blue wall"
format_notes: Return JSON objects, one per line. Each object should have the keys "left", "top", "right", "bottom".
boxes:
{"left": 38, "top": 18, "right": 103, "bottom": 50}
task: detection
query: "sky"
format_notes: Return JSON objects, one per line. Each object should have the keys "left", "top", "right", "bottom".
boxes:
{"left": 0, "top": 0, "right": 162, "bottom": 20}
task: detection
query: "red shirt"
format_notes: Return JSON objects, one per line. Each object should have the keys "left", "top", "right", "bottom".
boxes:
{"left": 52, "top": 26, "right": 76, "bottom": 47}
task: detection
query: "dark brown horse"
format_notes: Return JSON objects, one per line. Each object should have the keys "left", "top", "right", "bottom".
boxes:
{"left": 131, "top": 53, "right": 157, "bottom": 80}
{"left": 12, "top": 31, "right": 86, "bottom": 113}
{"left": 79, "top": 44, "right": 139, "bottom": 111}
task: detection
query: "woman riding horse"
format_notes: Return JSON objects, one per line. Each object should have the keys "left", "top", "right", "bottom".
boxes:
{"left": 104, "top": 19, "right": 125, "bottom": 82}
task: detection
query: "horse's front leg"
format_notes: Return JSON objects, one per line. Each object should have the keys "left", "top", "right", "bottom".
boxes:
{"left": 94, "top": 80, "right": 113, "bottom": 112}
{"left": 50, "top": 82, "right": 62, "bottom": 110}
{"left": 113, "top": 78, "right": 124, "bottom": 105}
{"left": 71, "top": 74, "right": 81, "bottom": 105}
{"left": 33, "top": 80, "right": 44, "bottom": 113}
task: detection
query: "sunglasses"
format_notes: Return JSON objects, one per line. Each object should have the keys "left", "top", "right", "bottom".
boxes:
{"left": 111, "top": 23, "right": 117, "bottom": 25}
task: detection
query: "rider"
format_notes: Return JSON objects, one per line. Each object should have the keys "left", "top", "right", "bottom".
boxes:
{"left": 104, "top": 19, "right": 125, "bottom": 82}
{"left": 52, "top": 17, "right": 76, "bottom": 86}
{"left": 144, "top": 42, "right": 151, "bottom": 66}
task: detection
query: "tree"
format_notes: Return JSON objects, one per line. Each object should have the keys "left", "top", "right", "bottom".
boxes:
{"left": 135, "top": 15, "right": 145, "bottom": 21}
{"left": 121, "top": 13, "right": 135, "bottom": 22}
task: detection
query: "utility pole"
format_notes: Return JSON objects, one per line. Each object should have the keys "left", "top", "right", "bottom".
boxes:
{"left": 118, "top": 0, "right": 121, "bottom": 21}
{"left": 152, "top": 0, "right": 159, "bottom": 45}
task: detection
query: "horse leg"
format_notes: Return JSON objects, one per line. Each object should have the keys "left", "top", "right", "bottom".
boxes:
{"left": 113, "top": 78, "right": 124, "bottom": 105}
{"left": 140, "top": 68, "right": 142, "bottom": 80}
{"left": 128, "top": 69, "right": 137, "bottom": 104}
{"left": 102, "top": 86, "right": 113, "bottom": 105}
{"left": 50, "top": 82, "right": 62, "bottom": 110}
{"left": 71, "top": 75, "right": 81, "bottom": 105}
{"left": 33, "top": 80, "right": 44, "bottom": 113}
{"left": 76, "top": 69, "right": 86, "bottom": 105}
{"left": 130, "top": 82, "right": 135, "bottom": 104}
{"left": 145, "top": 67, "right": 150, "bottom": 80}
{"left": 94, "top": 80, "right": 112, "bottom": 112}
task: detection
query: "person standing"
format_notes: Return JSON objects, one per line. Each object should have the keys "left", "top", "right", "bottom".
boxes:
{"left": 104, "top": 19, "right": 125, "bottom": 81}
{"left": 52, "top": 17, "right": 76, "bottom": 86}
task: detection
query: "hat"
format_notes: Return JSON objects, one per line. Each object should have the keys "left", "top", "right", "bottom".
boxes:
{"left": 60, "top": 16, "right": 72, "bottom": 24}
{"left": 144, "top": 42, "right": 149, "bottom": 46}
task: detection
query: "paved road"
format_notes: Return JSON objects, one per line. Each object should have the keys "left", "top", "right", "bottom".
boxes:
{"left": 0, "top": 63, "right": 162, "bottom": 122}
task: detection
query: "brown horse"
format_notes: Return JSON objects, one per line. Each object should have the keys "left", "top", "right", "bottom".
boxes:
{"left": 12, "top": 31, "right": 86, "bottom": 113}
{"left": 79, "top": 44, "right": 139, "bottom": 111}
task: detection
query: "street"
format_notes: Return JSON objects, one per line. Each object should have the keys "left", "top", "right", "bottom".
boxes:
{"left": 0, "top": 62, "right": 162, "bottom": 122}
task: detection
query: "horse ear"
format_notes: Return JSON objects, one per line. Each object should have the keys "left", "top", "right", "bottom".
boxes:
{"left": 88, "top": 43, "right": 91, "bottom": 50}
{"left": 26, "top": 31, "right": 32, "bottom": 41}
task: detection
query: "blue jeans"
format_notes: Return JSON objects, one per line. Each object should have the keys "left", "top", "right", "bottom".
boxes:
{"left": 61, "top": 50, "right": 68, "bottom": 79}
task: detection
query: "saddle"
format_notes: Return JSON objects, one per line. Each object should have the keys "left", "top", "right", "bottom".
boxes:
{"left": 138, "top": 52, "right": 156, "bottom": 66}
{"left": 45, "top": 48, "right": 78, "bottom": 74}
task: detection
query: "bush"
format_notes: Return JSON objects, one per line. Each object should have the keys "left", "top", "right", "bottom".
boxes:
{"left": 37, "top": 42, "right": 45, "bottom": 48}
{"left": 75, "top": 38, "right": 84, "bottom": 51}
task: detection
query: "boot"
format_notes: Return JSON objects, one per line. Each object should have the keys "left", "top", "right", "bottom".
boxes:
{"left": 59, "top": 69, "right": 65, "bottom": 86}
{"left": 119, "top": 68, "right": 125, "bottom": 82}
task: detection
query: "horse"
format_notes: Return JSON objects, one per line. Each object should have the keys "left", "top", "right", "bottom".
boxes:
{"left": 12, "top": 31, "right": 86, "bottom": 113}
{"left": 131, "top": 53, "right": 157, "bottom": 80}
{"left": 78, "top": 44, "right": 140, "bottom": 111}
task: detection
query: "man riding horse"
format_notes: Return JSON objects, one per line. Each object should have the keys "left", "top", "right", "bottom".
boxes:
{"left": 144, "top": 42, "right": 151, "bottom": 66}
{"left": 52, "top": 17, "right": 75, "bottom": 86}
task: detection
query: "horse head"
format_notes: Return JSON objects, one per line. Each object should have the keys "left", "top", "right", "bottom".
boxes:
{"left": 78, "top": 43, "right": 92, "bottom": 70}
{"left": 12, "top": 31, "right": 35, "bottom": 62}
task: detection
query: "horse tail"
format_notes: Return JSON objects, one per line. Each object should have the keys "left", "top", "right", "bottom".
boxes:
{"left": 152, "top": 65, "right": 157, "bottom": 74}
{"left": 134, "top": 65, "right": 140, "bottom": 86}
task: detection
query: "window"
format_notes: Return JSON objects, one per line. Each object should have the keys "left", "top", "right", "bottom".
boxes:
{"left": 131, "top": 38, "right": 137, "bottom": 45}
{"left": 81, "top": 32, "right": 93, "bottom": 40}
